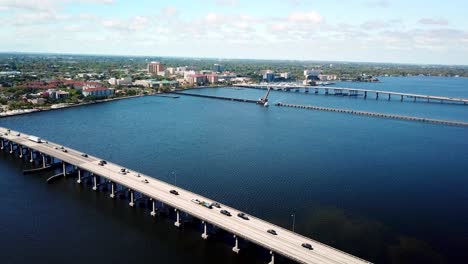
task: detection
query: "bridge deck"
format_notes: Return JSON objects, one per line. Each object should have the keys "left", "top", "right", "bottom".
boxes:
{"left": 0, "top": 127, "right": 371, "bottom": 264}
{"left": 234, "top": 84, "right": 468, "bottom": 103}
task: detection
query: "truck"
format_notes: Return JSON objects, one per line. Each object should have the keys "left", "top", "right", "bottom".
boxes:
{"left": 28, "top": 136, "right": 42, "bottom": 143}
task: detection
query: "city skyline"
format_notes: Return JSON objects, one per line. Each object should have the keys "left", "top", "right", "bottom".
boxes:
{"left": 2, "top": 0, "right": 468, "bottom": 65}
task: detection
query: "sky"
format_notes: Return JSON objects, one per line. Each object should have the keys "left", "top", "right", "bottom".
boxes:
{"left": 1, "top": 0, "right": 468, "bottom": 65}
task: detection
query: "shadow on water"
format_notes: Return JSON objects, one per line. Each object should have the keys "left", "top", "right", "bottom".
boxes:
{"left": 300, "top": 207, "right": 447, "bottom": 264}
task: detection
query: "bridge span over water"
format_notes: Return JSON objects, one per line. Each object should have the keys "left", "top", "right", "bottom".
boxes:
{"left": 234, "top": 84, "right": 468, "bottom": 105}
{"left": 0, "top": 127, "right": 371, "bottom": 264}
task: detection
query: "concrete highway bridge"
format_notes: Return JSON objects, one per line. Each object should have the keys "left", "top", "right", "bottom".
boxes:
{"left": 234, "top": 84, "right": 468, "bottom": 105}
{"left": 0, "top": 127, "right": 371, "bottom": 264}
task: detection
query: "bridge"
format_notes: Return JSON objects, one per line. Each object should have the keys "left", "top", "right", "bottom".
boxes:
{"left": 234, "top": 84, "right": 468, "bottom": 105}
{"left": 0, "top": 127, "right": 371, "bottom": 264}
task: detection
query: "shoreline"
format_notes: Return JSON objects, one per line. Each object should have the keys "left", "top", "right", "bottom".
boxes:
{"left": 0, "top": 94, "right": 149, "bottom": 119}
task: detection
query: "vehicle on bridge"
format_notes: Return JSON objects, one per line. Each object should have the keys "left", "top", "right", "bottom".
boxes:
{"left": 27, "top": 136, "right": 42, "bottom": 143}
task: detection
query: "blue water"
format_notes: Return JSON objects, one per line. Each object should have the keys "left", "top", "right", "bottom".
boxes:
{"left": 0, "top": 77, "right": 467, "bottom": 264}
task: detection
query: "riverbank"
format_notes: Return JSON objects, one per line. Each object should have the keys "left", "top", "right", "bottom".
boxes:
{"left": 0, "top": 94, "right": 149, "bottom": 119}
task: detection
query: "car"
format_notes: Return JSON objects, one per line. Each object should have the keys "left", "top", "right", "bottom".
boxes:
{"left": 98, "top": 160, "right": 106, "bottom": 166}
{"left": 142, "top": 179, "right": 149, "bottom": 183}
{"left": 62, "top": 149, "right": 68, "bottom": 153}
{"left": 212, "top": 202, "right": 221, "bottom": 208}
{"left": 54, "top": 147, "right": 59, "bottom": 150}
{"left": 301, "top": 243, "right": 313, "bottom": 250}
{"left": 191, "top": 198, "right": 201, "bottom": 204}
{"left": 101, "top": 160, "right": 107, "bottom": 164}
{"left": 135, "top": 173, "right": 141, "bottom": 178}
{"left": 60, "top": 146, "right": 64, "bottom": 149}
{"left": 237, "top": 212, "right": 249, "bottom": 220}
{"left": 81, "top": 153, "right": 88, "bottom": 157}
{"left": 220, "top": 210, "right": 232, "bottom": 217}
{"left": 170, "top": 190, "right": 179, "bottom": 195}
{"left": 16, "top": 133, "right": 20, "bottom": 136}
{"left": 267, "top": 229, "right": 277, "bottom": 235}
{"left": 201, "top": 201, "right": 213, "bottom": 209}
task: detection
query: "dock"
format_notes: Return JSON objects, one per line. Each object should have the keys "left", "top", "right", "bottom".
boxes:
{"left": 275, "top": 102, "right": 468, "bottom": 127}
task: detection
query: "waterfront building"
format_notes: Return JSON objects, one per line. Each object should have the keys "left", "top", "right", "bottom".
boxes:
{"left": 263, "top": 72, "right": 275, "bottom": 82}
{"left": 188, "top": 74, "right": 207, "bottom": 85}
{"left": 206, "top": 74, "right": 218, "bottom": 84}
{"left": 82, "top": 85, "right": 114, "bottom": 97}
{"left": 148, "top": 61, "right": 164, "bottom": 74}
{"left": 280, "top": 72, "right": 291, "bottom": 79}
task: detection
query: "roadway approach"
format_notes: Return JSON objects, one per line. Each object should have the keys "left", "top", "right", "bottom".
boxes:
{"left": 0, "top": 126, "right": 372, "bottom": 264}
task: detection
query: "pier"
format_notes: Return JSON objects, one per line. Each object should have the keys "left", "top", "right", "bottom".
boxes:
{"left": 275, "top": 103, "right": 468, "bottom": 127}
{"left": 234, "top": 84, "right": 468, "bottom": 105}
{"left": 0, "top": 127, "right": 371, "bottom": 264}
{"left": 172, "top": 91, "right": 259, "bottom": 103}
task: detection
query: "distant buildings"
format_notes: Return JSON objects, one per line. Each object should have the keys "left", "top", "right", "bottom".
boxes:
{"left": 147, "top": 61, "right": 164, "bottom": 74}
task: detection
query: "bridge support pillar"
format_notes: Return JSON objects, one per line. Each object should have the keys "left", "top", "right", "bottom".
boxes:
{"left": 232, "top": 235, "right": 240, "bottom": 254}
{"left": 110, "top": 182, "right": 115, "bottom": 198}
{"left": 92, "top": 174, "right": 97, "bottom": 191}
{"left": 19, "top": 145, "right": 23, "bottom": 158}
{"left": 315, "top": 88, "right": 318, "bottom": 94}
{"left": 376, "top": 92, "right": 379, "bottom": 100}
{"left": 325, "top": 89, "right": 329, "bottom": 95}
{"left": 174, "top": 209, "right": 181, "bottom": 227}
{"left": 401, "top": 95, "right": 403, "bottom": 101}
{"left": 414, "top": 97, "right": 416, "bottom": 102}
{"left": 364, "top": 91, "right": 367, "bottom": 99}
{"left": 129, "top": 190, "right": 135, "bottom": 207}
{"left": 0, "top": 139, "right": 4, "bottom": 150}
{"left": 77, "top": 169, "right": 82, "bottom": 184}
{"left": 42, "top": 154, "right": 46, "bottom": 168}
{"left": 62, "top": 162, "right": 66, "bottom": 176}
{"left": 9, "top": 142, "right": 13, "bottom": 154}
{"left": 29, "top": 149, "right": 34, "bottom": 163}
{"left": 150, "top": 200, "right": 156, "bottom": 216}
{"left": 268, "top": 251, "right": 275, "bottom": 264}
{"left": 388, "top": 94, "right": 391, "bottom": 100}
{"left": 201, "top": 221, "right": 208, "bottom": 239}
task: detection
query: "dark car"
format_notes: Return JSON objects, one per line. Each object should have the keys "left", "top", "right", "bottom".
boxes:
{"left": 267, "top": 229, "right": 277, "bottom": 235}
{"left": 98, "top": 160, "right": 106, "bottom": 166}
{"left": 81, "top": 153, "right": 88, "bottom": 157}
{"left": 212, "top": 202, "right": 221, "bottom": 208}
{"left": 170, "top": 190, "right": 179, "bottom": 195}
{"left": 237, "top": 212, "right": 249, "bottom": 220}
{"left": 62, "top": 149, "right": 68, "bottom": 153}
{"left": 220, "top": 210, "right": 232, "bottom": 217}
{"left": 301, "top": 243, "right": 313, "bottom": 250}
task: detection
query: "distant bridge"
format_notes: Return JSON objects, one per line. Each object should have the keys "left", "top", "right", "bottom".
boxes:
{"left": 234, "top": 84, "right": 468, "bottom": 105}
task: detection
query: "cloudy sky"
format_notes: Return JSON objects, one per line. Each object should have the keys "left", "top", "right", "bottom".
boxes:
{"left": 2, "top": 0, "right": 468, "bottom": 65}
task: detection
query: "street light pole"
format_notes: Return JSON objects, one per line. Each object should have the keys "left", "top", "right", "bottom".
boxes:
{"left": 172, "top": 171, "right": 177, "bottom": 186}
{"left": 291, "top": 214, "right": 296, "bottom": 232}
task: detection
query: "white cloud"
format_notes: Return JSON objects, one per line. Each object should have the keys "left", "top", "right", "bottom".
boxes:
{"left": 288, "top": 11, "right": 323, "bottom": 24}
{"left": 418, "top": 18, "right": 449, "bottom": 26}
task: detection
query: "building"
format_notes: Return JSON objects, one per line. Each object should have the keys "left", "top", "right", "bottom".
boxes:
{"left": 263, "top": 72, "right": 275, "bottom": 82}
{"left": 109, "top": 77, "right": 132, "bottom": 86}
{"left": 82, "top": 85, "right": 114, "bottom": 97}
{"left": 213, "top": 64, "right": 224, "bottom": 73}
{"left": 280, "top": 72, "right": 291, "bottom": 80}
{"left": 188, "top": 74, "right": 207, "bottom": 85}
{"left": 133, "top": 79, "right": 178, "bottom": 89}
{"left": 206, "top": 74, "right": 218, "bottom": 84}
{"left": 148, "top": 61, "right": 164, "bottom": 74}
